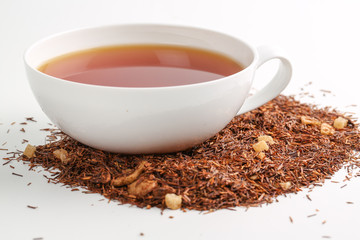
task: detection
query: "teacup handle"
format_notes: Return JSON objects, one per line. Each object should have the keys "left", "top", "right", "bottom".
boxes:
{"left": 237, "top": 45, "right": 292, "bottom": 115}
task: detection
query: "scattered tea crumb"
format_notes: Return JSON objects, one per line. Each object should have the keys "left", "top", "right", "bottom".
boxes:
{"left": 320, "top": 89, "right": 331, "bottom": 94}
{"left": 289, "top": 216, "right": 293, "bottom": 223}
{"left": 340, "top": 184, "right": 347, "bottom": 189}
{"left": 27, "top": 205, "right": 38, "bottom": 209}
{"left": 26, "top": 117, "right": 37, "bottom": 122}
{"left": 140, "top": 233, "right": 144, "bottom": 236}
{"left": 27, "top": 182, "right": 32, "bottom": 186}
{"left": 346, "top": 201, "right": 354, "bottom": 204}
{"left": 307, "top": 214, "right": 317, "bottom": 218}
{"left": 12, "top": 172, "right": 23, "bottom": 177}
{"left": 306, "top": 195, "right": 312, "bottom": 201}
{"left": 322, "top": 220, "right": 327, "bottom": 225}
{"left": 20, "top": 128, "right": 25, "bottom": 132}
{"left": 322, "top": 236, "right": 331, "bottom": 239}
{"left": 11, "top": 122, "right": 16, "bottom": 125}
{"left": 3, "top": 160, "right": 12, "bottom": 166}
{"left": 169, "top": 216, "right": 174, "bottom": 219}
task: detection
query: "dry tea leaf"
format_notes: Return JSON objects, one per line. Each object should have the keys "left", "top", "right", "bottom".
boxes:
{"left": 128, "top": 178, "right": 157, "bottom": 197}
{"left": 113, "top": 161, "right": 147, "bottom": 186}
{"left": 258, "top": 135, "right": 275, "bottom": 145}
{"left": 334, "top": 117, "right": 348, "bottom": 129}
{"left": 15, "top": 95, "right": 360, "bottom": 211}
{"left": 53, "top": 149, "right": 70, "bottom": 164}
{"left": 165, "top": 193, "right": 182, "bottom": 210}
{"left": 24, "top": 144, "right": 36, "bottom": 158}
{"left": 301, "top": 116, "right": 321, "bottom": 126}
{"left": 253, "top": 140, "right": 269, "bottom": 152}
{"left": 321, "top": 123, "right": 335, "bottom": 135}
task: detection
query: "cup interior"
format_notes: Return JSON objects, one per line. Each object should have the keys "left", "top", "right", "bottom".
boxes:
{"left": 25, "top": 24, "right": 256, "bottom": 74}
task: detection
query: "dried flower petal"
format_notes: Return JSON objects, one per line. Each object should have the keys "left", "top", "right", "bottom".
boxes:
{"left": 128, "top": 178, "right": 157, "bottom": 197}
{"left": 258, "top": 135, "right": 275, "bottom": 145}
{"left": 113, "top": 161, "right": 147, "bottom": 186}
{"left": 165, "top": 193, "right": 182, "bottom": 210}
{"left": 53, "top": 149, "right": 70, "bottom": 164}
{"left": 334, "top": 117, "right": 348, "bottom": 129}
{"left": 253, "top": 140, "right": 269, "bottom": 152}
{"left": 23, "top": 144, "right": 36, "bottom": 158}
{"left": 279, "top": 182, "right": 292, "bottom": 190}
{"left": 257, "top": 152, "right": 266, "bottom": 160}
{"left": 321, "top": 123, "right": 335, "bottom": 135}
{"left": 301, "top": 116, "right": 321, "bottom": 126}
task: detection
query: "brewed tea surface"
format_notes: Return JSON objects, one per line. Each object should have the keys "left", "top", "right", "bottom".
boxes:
{"left": 38, "top": 45, "right": 243, "bottom": 87}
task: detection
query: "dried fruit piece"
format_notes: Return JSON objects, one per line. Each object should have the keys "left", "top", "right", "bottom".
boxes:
{"left": 24, "top": 144, "right": 36, "bottom": 158}
{"left": 128, "top": 177, "right": 157, "bottom": 197}
{"left": 253, "top": 140, "right": 269, "bottom": 152}
{"left": 258, "top": 135, "right": 275, "bottom": 145}
{"left": 321, "top": 123, "right": 335, "bottom": 135}
{"left": 91, "top": 171, "right": 111, "bottom": 184}
{"left": 53, "top": 149, "right": 70, "bottom": 164}
{"left": 279, "top": 182, "right": 292, "bottom": 190}
{"left": 301, "top": 116, "right": 321, "bottom": 126}
{"left": 257, "top": 152, "right": 266, "bottom": 160}
{"left": 333, "top": 117, "right": 348, "bottom": 129}
{"left": 113, "top": 161, "right": 147, "bottom": 186}
{"left": 165, "top": 193, "right": 182, "bottom": 210}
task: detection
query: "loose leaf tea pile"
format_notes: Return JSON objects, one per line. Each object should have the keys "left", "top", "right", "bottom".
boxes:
{"left": 18, "top": 95, "right": 360, "bottom": 211}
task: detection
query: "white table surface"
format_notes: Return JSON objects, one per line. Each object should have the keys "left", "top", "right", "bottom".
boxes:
{"left": 1, "top": 0, "right": 360, "bottom": 239}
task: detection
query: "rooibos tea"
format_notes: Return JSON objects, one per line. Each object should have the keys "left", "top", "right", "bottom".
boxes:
{"left": 38, "top": 45, "right": 244, "bottom": 87}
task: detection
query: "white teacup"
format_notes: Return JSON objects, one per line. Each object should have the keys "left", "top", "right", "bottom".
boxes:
{"left": 24, "top": 24, "right": 292, "bottom": 154}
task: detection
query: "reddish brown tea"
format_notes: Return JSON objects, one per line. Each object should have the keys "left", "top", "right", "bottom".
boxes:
{"left": 37, "top": 45, "right": 244, "bottom": 87}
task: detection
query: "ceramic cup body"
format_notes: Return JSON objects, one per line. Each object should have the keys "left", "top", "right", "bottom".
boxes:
{"left": 24, "top": 24, "right": 292, "bottom": 154}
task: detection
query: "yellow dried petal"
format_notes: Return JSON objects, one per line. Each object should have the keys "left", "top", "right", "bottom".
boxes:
{"left": 112, "top": 161, "right": 147, "bottom": 187}
{"left": 279, "top": 182, "right": 292, "bottom": 190}
{"left": 53, "top": 149, "right": 70, "bottom": 164}
{"left": 24, "top": 144, "right": 36, "bottom": 158}
{"left": 253, "top": 140, "right": 269, "bottom": 153}
{"left": 333, "top": 117, "right": 348, "bottom": 129}
{"left": 258, "top": 152, "right": 266, "bottom": 160}
{"left": 258, "top": 135, "right": 275, "bottom": 145}
{"left": 301, "top": 116, "right": 321, "bottom": 126}
{"left": 128, "top": 178, "right": 157, "bottom": 197}
{"left": 321, "top": 123, "right": 335, "bottom": 135}
{"left": 165, "top": 193, "right": 182, "bottom": 210}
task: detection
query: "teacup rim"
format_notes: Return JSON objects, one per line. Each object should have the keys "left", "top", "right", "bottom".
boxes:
{"left": 24, "top": 23, "right": 259, "bottom": 90}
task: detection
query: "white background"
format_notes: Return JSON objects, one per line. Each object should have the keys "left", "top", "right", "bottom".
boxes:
{"left": 1, "top": 0, "right": 360, "bottom": 239}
